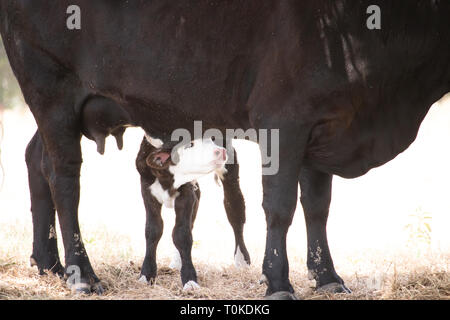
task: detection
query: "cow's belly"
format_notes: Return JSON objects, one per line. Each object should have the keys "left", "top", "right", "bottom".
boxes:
{"left": 304, "top": 117, "right": 420, "bottom": 179}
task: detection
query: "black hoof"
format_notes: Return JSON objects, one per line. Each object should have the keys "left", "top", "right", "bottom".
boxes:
{"left": 67, "top": 281, "right": 105, "bottom": 295}
{"left": 92, "top": 282, "right": 105, "bottom": 295}
{"left": 30, "top": 256, "right": 64, "bottom": 277}
{"left": 264, "top": 291, "right": 298, "bottom": 300}
{"left": 317, "top": 282, "right": 351, "bottom": 294}
{"left": 70, "top": 282, "right": 92, "bottom": 295}
{"left": 48, "top": 263, "right": 65, "bottom": 277}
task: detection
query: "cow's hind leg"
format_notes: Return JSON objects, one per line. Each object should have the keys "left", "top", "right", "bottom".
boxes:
{"left": 299, "top": 167, "right": 351, "bottom": 293}
{"left": 222, "top": 148, "right": 251, "bottom": 267}
{"left": 173, "top": 184, "right": 199, "bottom": 290}
{"left": 26, "top": 131, "right": 63, "bottom": 276}
{"left": 34, "top": 108, "right": 102, "bottom": 294}
{"left": 257, "top": 124, "right": 306, "bottom": 300}
{"left": 12, "top": 38, "right": 102, "bottom": 293}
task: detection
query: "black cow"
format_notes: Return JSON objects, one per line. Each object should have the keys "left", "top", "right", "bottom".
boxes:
{"left": 1, "top": 1, "right": 450, "bottom": 299}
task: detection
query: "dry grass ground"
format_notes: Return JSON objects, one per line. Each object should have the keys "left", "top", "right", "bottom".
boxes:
{"left": 0, "top": 96, "right": 450, "bottom": 300}
{"left": 0, "top": 255, "right": 448, "bottom": 300}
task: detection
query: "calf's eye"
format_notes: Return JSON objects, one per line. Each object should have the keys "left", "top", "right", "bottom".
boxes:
{"left": 185, "top": 142, "right": 194, "bottom": 149}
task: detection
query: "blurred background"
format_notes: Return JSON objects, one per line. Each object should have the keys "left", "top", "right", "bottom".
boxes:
{"left": 0, "top": 37, "right": 448, "bottom": 299}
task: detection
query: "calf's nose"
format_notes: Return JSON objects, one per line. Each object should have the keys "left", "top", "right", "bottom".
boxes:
{"left": 214, "top": 148, "right": 227, "bottom": 161}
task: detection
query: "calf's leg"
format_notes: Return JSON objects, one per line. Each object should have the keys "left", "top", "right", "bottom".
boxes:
{"left": 222, "top": 148, "right": 251, "bottom": 267}
{"left": 138, "top": 176, "right": 163, "bottom": 284}
{"left": 166, "top": 183, "right": 201, "bottom": 271}
{"left": 173, "top": 184, "right": 199, "bottom": 289}
{"left": 136, "top": 138, "right": 164, "bottom": 283}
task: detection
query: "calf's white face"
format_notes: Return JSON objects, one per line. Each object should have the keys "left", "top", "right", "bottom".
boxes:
{"left": 147, "top": 138, "right": 227, "bottom": 189}
{"left": 170, "top": 138, "right": 227, "bottom": 188}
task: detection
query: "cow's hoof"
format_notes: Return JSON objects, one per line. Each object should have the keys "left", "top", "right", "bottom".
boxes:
{"left": 69, "top": 282, "right": 91, "bottom": 295}
{"left": 53, "top": 266, "right": 65, "bottom": 278}
{"left": 264, "top": 291, "right": 298, "bottom": 300}
{"left": 317, "top": 282, "right": 351, "bottom": 294}
{"left": 67, "top": 281, "right": 104, "bottom": 295}
{"left": 30, "top": 256, "right": 64, "bottom": 277}
{"left": 183, "top": 281, "right": 201, "bottom": 291}
{"left": 92, "top": 282, "right": 105, "bottom": 295}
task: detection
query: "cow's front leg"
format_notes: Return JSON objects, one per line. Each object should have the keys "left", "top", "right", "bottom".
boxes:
{"left": 173, "top": 184, "right": 199, "bottom": 290}
{"left": 36, "top": 116, "right": 102, "bottom": 294}
{"left": 222, "top": 148, "right": 250, "bottom": 267}
{"left": 299, "top": 167, "right": 351, "bottom": 293}
{"left": 26, "top": 131, "right": 63, "bottom": 276}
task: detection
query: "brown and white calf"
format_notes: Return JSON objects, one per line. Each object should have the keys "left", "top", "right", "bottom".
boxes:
{"left": 135, "top": 135, "right": 243, "bottom": 290}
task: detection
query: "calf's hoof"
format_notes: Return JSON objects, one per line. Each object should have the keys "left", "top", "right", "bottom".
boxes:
{"left": 317, "top": 282, "right": 351, "bottom": 294}
{"left": 169, "top": 249, "right": 182, "bottom": 271}
{"left": 234, "top": 246, "right": 250, "bottom": 269}
{"left": 138, "top": 275, "right": 155, "bottom": 285}
{"left": 264, "top": 291, "right": 298, "bottom": 300}
{"left": 183, "top": 280, "right": 200, "bottom": 291}
{"left": 138, "top": 275, "right": 149, "bottom": 284}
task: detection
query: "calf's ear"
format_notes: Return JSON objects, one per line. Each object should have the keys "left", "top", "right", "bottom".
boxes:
{"left": 146, "top": 150, "right": 171, "bottom": 169}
